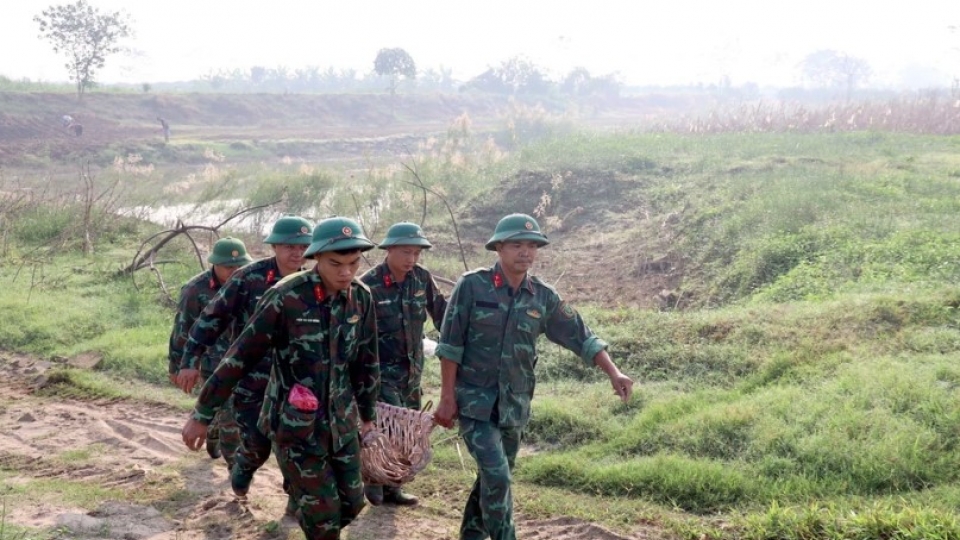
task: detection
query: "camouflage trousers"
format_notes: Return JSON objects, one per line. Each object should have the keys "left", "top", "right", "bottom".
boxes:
{"left": 380, "top": 379, "right": 422, "bottom": 410}
{"left": 200, "top": 370, "right": 237, "bottom": 467}
{"left": 459, "top": 417, "right": 521, "bottom": 540}
{"left": 209, "top": 402, "right": 237, "bottom": 465}
{"left": 275, "top": 436, "right": 365, "bottom": 540}
{"left": 229, "top": 397, "right": 273, "bottom": 474}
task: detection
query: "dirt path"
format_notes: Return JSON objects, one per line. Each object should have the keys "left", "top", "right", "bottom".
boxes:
{"left": 0, "top": 352, "right": 658, "bottom": 540}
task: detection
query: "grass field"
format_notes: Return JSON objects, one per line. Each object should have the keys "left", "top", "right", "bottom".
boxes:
{"left": 2, "top": 93, "right": 960, "bottom": 539}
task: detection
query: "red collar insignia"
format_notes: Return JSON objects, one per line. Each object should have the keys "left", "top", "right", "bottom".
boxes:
{"left": 314, "top": 284, "right": 325, "bottom": 303}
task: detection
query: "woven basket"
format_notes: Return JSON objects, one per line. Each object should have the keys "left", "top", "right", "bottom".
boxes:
{"left": 360, "top": 401, "right": 436, "bottom": 487}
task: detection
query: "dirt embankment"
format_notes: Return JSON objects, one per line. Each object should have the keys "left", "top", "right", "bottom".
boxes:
{"left": 0, "top": 352, "right": 663, "bottom": 540}
{"left": 0, "top": 92, "right": 682, "bottom": 166}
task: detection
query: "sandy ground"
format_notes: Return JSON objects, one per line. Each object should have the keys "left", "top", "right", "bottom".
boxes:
{"left": 0, "top": 352, "right": 664, "bottom": 540}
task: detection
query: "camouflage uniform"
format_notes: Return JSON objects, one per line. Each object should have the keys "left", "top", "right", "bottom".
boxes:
{"left": 181, "top": 257, "right": 284, "bottom": 478}
{"left": 192, "top": 269, "right": 379, "bottom": 540}
{"left": 436, "top": 263, "right": 608, "bottom": 540}
{"left": 360, "top": 261, "right": 447, "bottom": 409}
{"left": 168, "top": 268, "right": 237, "bottom": 463}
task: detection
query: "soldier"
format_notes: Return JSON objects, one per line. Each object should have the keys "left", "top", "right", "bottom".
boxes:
{"left": 168, "top": 237, "right": 252, "bottom": 464}
{"left": 181, "top": 216, "right": 380, "bottom": 540}
{"left": 359, "top": 222, "right": 447, "bottom": 506}
{"left": 175, "top": 215, "right": 312, "bottom": 514}
{"left": 433, "top": 213, "right": 634, "bottom": 540}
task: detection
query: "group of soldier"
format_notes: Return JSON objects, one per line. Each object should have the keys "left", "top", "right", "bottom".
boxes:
{"left": 171, "top": 212, "right": 634, "bottom": 540}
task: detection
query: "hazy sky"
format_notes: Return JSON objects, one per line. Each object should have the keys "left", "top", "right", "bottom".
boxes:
{"left": 2, "top": 0, "right": 958, "bottom": 88}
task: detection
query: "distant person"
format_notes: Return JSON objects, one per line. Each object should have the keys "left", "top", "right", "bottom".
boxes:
{"left": 71, "top": 122, "right": 83, "bottom": 137}
{"left": 157, "top": 116, "right": 170, "bottom": 142}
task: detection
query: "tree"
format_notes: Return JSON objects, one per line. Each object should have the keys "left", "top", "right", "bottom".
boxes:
{"left": 560, "top": 67, "right": 621, "bottom": 99}
{"left": 463, "top": 56, "right": 551, "bottom": 96}
{"left": 374, "top": 48, "right": 416, "bottom": 96}
{"left": 799, "top": 49, "right": 871, "bottom": 100}
{"left": 35, "top": 0, "right": 132, "bottom": 99}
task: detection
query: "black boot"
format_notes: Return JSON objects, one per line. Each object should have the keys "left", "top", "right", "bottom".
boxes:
{"left": 364, "top": 484, "right": 383, "bottom": 506}
{"left": 383, "top": 486, "right": 418, "bottom": 506}
{"left": 205, "top": 434, "right": 221, "bottom": 459}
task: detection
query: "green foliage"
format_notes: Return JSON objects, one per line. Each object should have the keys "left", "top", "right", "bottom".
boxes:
{"left": 374, "top": 47, "right": 416, "bottom": 96}
{"left": 518, "top": 452, "right": 754, "bottom": 513}
{"left": 6, "top": 130, "right": 960, "bottom": 539}
{"left": 740, "top": 501, "right": 960, "bottom": 540}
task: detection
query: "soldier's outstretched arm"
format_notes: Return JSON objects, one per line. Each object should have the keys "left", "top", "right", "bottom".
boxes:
{"left": 593, "top": 350, "right": 633, "bottom": 402}
{"left": 182, "top": 288, "right": 283, "bottom": 451}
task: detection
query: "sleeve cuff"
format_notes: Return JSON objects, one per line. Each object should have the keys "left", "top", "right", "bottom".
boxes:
{"left": 436, "top": 343, "right": 464, "bottom": 364}
{"left": 180, "top": 355, "right": 199, "bottom": 371}
{"left": 192, "top": 406, "right": 214, "bottom": 424}
{"left": 580, "top": 337, "right": 608, "bottom": 365}
{"left": 359, "top": 404, "right": 377, "bottom": 424}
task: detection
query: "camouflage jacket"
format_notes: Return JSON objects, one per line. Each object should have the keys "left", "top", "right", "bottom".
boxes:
{"left": 193, "top": 268, "right": 380, "bottom": 454}
{"left": 436, "top": 263, "right": 607, "bottom": 427}
{"left": 360, "top": 261, "right": 447, "bottom": 393}
{"left": 168, "top": 269, "right": 231, "bottom": 377}
{"left": 181, "top": 257, "right": 285, "bottom": 403}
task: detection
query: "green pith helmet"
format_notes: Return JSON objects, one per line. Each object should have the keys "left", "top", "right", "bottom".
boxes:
{"left": 207, "top": 237, "right": 254, "bottom": 266}
{"left": 484, "top": 213, "right": 550, "bottom": 251}
{"left": 304, "top": 216, "right": 375, "bottom": 257}
{"left": 263, "top": 215, "right": 313, "bottom": 245}
{"left": 378, "top": 222, "right": 433, "bottom": 249}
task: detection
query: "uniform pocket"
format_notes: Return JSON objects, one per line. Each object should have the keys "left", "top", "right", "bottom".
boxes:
{"left": 274, "top": 401, "right": 317, "bottom": 447}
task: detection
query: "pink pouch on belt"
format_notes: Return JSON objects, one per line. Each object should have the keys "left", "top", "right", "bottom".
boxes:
{"left": 289, "top": 383, "right": 318, "bottom": 411}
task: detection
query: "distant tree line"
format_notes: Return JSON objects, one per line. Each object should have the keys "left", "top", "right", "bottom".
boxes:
{"left": 172, "top": 54, "right": 622, "bottom": 100}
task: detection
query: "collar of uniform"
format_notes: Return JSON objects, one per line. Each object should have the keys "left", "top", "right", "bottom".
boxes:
{"left": 267, "top": 257, "right": 306, "bottom": 283}
{"left": 379, "top": 259, "right": 410, "bottom": 288}
{"left": 207, "top": 268, "right": 221, "bottom": 290}
{"left": 311, "top": 267, "right": 353, "bottom": 303}
{"left": 491, "top": 263, "right": 534, "bottom": 294}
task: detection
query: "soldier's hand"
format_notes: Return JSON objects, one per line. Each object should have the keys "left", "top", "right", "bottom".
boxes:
{"left": 181, "top": 418, "right": 207, "bottom": 451}
{"left": 434, "top": 396, "right": 458, "bottom": 429}
{"left": 176, "top": 369, "right": 201, "bottom": 394}
{"left": 608, "top": 371, "right": 634, "bottom": 403}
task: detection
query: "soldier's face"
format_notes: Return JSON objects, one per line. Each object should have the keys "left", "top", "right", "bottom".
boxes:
{"left": 213, "top": 264, "right": 241, "bottom": 283}
{"left": 272, "top": 244, "right": 308, "bottom": 275}
{"left": 315, "top": 251, "right": 363, "bottom": 291}
{"left": 496, "top": 240, "right": 539, "bottom": 275}
{"left": 385, "top": 246, "right": 422, "bottom": 276}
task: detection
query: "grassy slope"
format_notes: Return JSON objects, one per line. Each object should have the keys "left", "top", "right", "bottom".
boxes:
{"left": 3, "top": 109, "right": 960, "bottom": 539}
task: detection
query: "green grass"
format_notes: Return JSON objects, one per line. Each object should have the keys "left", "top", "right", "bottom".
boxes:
{"left": 5, "top": 129, "right": 960, "bottom": 539}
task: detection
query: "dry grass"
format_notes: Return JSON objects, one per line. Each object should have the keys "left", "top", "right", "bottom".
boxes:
{"left": 655, "top": 94, "right": 960, "bottom": 134}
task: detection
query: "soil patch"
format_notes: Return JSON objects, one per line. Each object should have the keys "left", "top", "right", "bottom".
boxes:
{"left": 0, "top": 352, "right": 662, "bottom": 539}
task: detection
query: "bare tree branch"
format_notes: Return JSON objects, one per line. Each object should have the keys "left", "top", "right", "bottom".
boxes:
{"left": 119, "top": 198, "right": 281, "bottom": 275}
{"left": 400, "top": 162, "right": 469, "bottom": 272}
